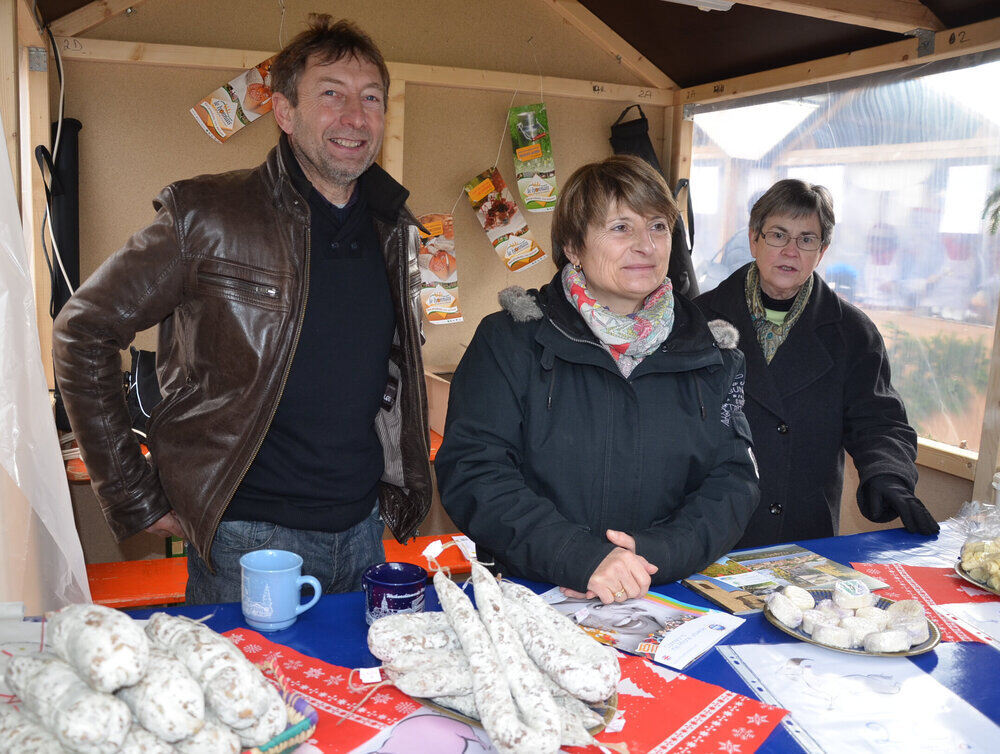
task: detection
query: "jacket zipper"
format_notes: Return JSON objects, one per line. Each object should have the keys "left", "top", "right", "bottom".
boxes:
{"left": 197, "top": 271, "right": 280, "bottom": 300}
{"left": 204, "top": 225, "right": 311, "bottom": 568}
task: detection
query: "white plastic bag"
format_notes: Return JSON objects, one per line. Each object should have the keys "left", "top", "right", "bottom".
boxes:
{"left": 0, "top": 112, "right": 90, "bottom": 612}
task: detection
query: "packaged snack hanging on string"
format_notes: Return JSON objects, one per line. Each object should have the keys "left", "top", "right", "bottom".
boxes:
{"left": 416, "top": 213, "right": 463, "bottom": 325}
{"left": 190, "top": 56, "right": 276, "bottom": 143}
{"left": 464, "top": 167, "right": 546, "bottom": 271}
{"left": 508, "top": 103, "right": 557, "bottom": 211}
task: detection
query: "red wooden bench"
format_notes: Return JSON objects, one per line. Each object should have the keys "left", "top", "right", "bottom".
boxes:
{"left": 86, "top": 557, "right": 188, "bottom": 609}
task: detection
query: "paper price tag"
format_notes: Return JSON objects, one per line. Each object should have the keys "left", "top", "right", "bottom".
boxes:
{"left": 358, "top": 666, "right": 382, "bottom": 684}
{"left": 573, "top": 607, "right": 590, "bottom": 623}
{"left": 421, "top": 539, "right": 445, "bottom": 560}
{"left": 451, "top": 534, "right": 477, "bottom": 560}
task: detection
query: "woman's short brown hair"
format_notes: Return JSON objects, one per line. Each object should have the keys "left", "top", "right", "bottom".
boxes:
{"left": 749, "top": 179, "right": 836, "bottom": 246}
{"left": 270, "top": 15, "right": 390, "bottom": 108}
{"left": 551, "top": 155, "right": 679, "bottom": 268}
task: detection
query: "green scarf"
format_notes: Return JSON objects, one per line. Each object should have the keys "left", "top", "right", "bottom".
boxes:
{"left": 745, "top": 262, "right": 813, "bottom": 364}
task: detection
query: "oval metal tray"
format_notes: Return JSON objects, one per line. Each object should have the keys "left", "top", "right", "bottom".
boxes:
{"left": 763, "top": 589, "right": 940, "bottom": 657}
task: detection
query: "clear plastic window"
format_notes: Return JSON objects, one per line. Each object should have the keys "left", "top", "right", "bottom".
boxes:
{"left": 691, "top": 57, "right": 1000, "bottom": 452}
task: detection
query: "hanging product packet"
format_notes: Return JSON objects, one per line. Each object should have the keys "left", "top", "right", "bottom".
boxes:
{"left": 464, "top": 167, "right": 546, "bottom": 272}
{"left": 508, "top": 103, "right": 558, "bottom": 211}
{"left": 416, "top": 213, "right": 463, "bottom": 325}
{"left": 191, "top": 56, "right": 276, "bottom": 143}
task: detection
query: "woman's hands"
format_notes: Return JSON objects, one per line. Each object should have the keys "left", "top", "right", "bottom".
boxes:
{"left": 560, "top": 529, "right": 658, "bottom": 604}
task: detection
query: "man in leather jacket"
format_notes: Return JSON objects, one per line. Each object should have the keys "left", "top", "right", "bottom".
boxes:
{"left": 52, "top": 16, "right": 432, "bottom": 603}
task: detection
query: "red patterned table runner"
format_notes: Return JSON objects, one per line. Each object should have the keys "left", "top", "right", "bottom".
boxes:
{"left": 226, "top": 631, "right": 786, "bottom": 753}
{"left": 851, "top": 562, "right": 998, "bottom": 643}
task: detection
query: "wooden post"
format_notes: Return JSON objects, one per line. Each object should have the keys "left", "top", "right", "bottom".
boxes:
{"left": 382, "top": 80, "right": 405, "bottom": 185}
{"left": 19, "top": 39, "right": 52, "bottom": 387}
{"left": 1, "top": 0, "right": 18, "bottom": 199}
{"left": 668, "top": 104, "right": 693, "bottom": 229}
{"left": 973, "top": 293, "right": 1000, "bottom": 501}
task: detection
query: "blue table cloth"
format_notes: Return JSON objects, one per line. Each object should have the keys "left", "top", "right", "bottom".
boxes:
{"left": 131, "top": 528, "right": 999, "bottom": 752}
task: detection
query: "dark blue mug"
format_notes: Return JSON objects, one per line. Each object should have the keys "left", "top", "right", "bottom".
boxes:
{"left": 363, "top": 562, "right": 427, "bottom": 625}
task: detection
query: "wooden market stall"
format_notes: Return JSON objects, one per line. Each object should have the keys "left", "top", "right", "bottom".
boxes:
{"left": 4, "top": 0, "right": 1000, "bottom": 569}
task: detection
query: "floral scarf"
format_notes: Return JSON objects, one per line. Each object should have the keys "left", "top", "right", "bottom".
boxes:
{"left": 562, "top": 265, "right": 674, "bottom": 377}
{"left": 745, "top": 262, "right": 813, "bottom": 364}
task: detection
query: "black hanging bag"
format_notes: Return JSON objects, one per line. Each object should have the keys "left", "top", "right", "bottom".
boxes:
{"left": 609, "top": 105, "right": 699, "bottom": 297}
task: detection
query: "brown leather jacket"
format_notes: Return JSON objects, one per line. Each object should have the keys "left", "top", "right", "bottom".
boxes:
{"left": 52, "top": 139, "right": 432, "bottom": 564}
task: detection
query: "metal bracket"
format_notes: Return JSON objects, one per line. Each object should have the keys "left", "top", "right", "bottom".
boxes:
{"left": 27, "top": 47, "right": 47, "bottom": 72}
{"left": 682, "top": 103, "right": 697, "bottom": 121}
{"left": 905, "top": 28, "right": 935, "bottom": 57}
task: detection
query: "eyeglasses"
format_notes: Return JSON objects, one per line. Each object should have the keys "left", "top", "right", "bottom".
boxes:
{"left": 760, "top": 230, "right": 823, "bottom": 252}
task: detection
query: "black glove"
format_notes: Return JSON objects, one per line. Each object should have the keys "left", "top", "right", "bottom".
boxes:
{"left": 860, "top": 474, "right": 939, "bottom": 535}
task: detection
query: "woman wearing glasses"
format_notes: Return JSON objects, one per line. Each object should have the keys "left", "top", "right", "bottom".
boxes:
{"left": 436, "top": 156, "right": 759, "bottom": 605}
{"left": 695, "top": 179, "right": 937, "bottom": 548}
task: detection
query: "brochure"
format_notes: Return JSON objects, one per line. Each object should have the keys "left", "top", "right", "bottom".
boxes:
{"left": 540, "top": 588, "right": 743, "bottom": 670}
{"left": 683, "top": 544, "right": 888, "bottom": 610}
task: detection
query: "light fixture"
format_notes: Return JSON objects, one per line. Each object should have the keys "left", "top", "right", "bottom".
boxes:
{"left": 660, "top": 0, "right": 735, "bottom": 11}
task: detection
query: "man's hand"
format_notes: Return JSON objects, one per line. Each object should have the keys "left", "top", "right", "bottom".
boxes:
{"left": 861, "top": 475, "right": 939, "bottom": 535}
{"left": 560, "top": 529, "right": 658, "bottom": 604}
{"left": 144, "top": 511, "right": 185, "bottom": 538}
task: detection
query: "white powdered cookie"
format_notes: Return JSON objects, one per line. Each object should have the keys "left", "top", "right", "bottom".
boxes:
{"left": 886, "top": 600, "right": 924, "bottom": 622}
{"left": 766, "top": 592, "right": 803, "bottom": 629}
{"left": 839, "top": 616, "right": 878, "bottom": 648}
{"left": 812, "top": 624, "right": 852, "bottom": 649}
{"left": 890, "top": 616, "right": 930, "bottom": 645}
{"left": 863, "top": 630, "right": 911, "bottom": 653}
{"left": 832, "top": 580, "right": 873, "bottom": 610}
{"left": 782, "top": 585, "right": 815, "bottom": 611}
{"left": 855, "top": 606, "right": 890, "bottom": 631}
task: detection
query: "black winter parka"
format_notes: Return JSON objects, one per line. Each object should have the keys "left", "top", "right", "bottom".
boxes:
{"left": 436, "top": 272, "right": 760, "bottom": 592}
{"left": 694, "top": 264, "right": 919, "bottom": 548}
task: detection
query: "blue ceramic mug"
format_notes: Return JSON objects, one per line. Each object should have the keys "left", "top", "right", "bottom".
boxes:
{"left": 240, "top": 550, "right": 322, "bottom": 631}
{"left": 363, "top": 562, "right": 427, "bottom": 625}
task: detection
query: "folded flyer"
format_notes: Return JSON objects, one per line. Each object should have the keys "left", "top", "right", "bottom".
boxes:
{"left": 541, "top": 588, "right": 743, "bottom": 670}
{"left": 684, "top": 543, "right": 888, "bottom": 607}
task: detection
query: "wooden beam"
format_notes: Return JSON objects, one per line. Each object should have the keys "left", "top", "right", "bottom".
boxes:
{"left": 48, "top": 0, "right": 148, "bottom": 38}
{"left": 381, "top": 80, "right": 404, "bottom": 185}
{"left": 54, "top": 37, "right": 674, "bottom": 106}
{"left": 541, "top": 0, "right": 676, "bottom": 88}
{"left": 1, "top": 0, "right": 17, "bottom": 199}
{"left": 668, "top": 105, "right": 693, "bottom": 188}
{"left": 19, "top": 39, "right": 52, "bottom": 388}
{"left": 17, "top": 0, "right": 43, "bottom": 46}
{"left": 733, "top": 1, "right": 944, "bottom": 34}
{"left": 973, "top": 292, "right": 1000, "bottom": 501}
{"left": 779, "top": 137, "right": 1000, "bottom": 165}
{"left": 680, "top": 16, "right": 1000, "bottom": 106}
{"left": 53, "top": 36, "right": 274, "bottom": 71}
{"left": 917, "top": 438, "right": 976, "bottom": 482}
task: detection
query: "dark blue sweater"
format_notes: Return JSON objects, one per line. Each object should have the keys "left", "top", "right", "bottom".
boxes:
{"left": 226, "top": 147, "right": 397, "bottom": 532}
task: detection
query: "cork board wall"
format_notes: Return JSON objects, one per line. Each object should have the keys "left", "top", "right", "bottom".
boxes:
{"left": 57, "top": 0, "right": 666, "bottom": 361}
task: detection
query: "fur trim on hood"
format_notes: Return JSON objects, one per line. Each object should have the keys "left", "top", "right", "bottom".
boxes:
{"left": 708, "top": 319, "right": 739, "bottom": 349}
{"left": 498, "top": 286, "right": 543, "bottom": 322}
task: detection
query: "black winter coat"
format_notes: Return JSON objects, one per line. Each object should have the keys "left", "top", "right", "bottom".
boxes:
{"left": 694, "top": 264, "right": 918, "bottom": 548}
{"left": 436, "top": 272, "right": 760, "bottom": 592}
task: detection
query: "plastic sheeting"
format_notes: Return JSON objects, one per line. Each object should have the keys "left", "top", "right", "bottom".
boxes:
{"left": 0, "top": 113, "right": 90, "bottom": 613}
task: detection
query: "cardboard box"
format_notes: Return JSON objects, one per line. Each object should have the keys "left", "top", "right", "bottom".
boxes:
{"left": 424, "top": 369, "right": 454, "bottom": 436}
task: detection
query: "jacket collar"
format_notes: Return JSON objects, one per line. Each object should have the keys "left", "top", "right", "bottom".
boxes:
{"left": 707, "top": 263, "right": 841, "bottom": 405}
{"left": 267, "top": 134, "right": 411, "bottom": 225}
{"left": 533, "top": 269, "right": 723, "bottom": 376}
{"left": 706, "top": 262, "right": 843, "bottom": 330}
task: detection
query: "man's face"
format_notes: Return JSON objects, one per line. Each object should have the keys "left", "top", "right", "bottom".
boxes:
{"left": 273, "top": 53, "right": 385, "bottom": 200}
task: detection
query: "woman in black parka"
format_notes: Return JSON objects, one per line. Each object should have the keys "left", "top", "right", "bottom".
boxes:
{"left": 694, "top": 179, "right": 938, "bottom": 549}
{"left": 436, "top": 156, "right": 759, "bottom": 604}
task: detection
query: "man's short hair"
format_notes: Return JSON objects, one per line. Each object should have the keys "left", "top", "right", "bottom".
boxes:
{"left": 551, "top": 155, "right": 680, "bottom": 269}
{"left": 749, "top": 179, "right": 836, "bottom": 246}
{"left": 270, "top": 15, "right": 390, "bottom": 108}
